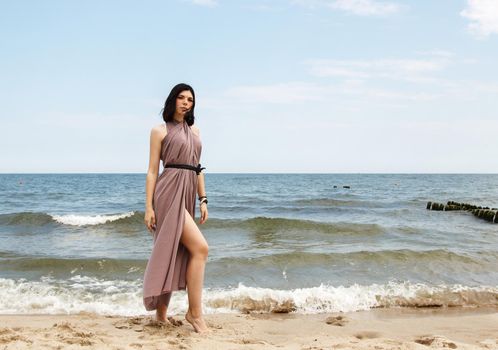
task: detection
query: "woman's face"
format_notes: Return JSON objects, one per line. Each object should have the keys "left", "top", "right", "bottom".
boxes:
{"left": 176, "top": 90, "right": 194, "bottom": 116}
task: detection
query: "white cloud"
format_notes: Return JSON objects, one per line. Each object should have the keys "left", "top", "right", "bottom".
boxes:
{"left": 204, "top": 53, "right": 495, "bottom": 110}
{"left": 415, "top": 49, "right": 454, "bottom": 58}
{"left": 291, "top": 0, "right": 401, "bottom": 16}
{"left": 328, "top": 0, "right": 400, "bottom": 16}
{"left": 217, "top": 80, "right": 440, "bottom": 106}
{"left": 224, "top": 82, "right": 332, "bottom": 103}
{"left": 461, "top": 0, "right": 498, "bottom": 37}
{"left": 190, "top": 0, "right": 218, "bottom": 7}
{"left": 303, "top": 57, "right": 449, "bottom": 83}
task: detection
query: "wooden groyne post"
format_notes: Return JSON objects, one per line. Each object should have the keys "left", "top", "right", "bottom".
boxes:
{"left": 426, "top": 201, "right": 498, "bottom": 223}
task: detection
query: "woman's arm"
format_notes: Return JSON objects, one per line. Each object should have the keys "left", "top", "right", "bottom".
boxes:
{"left": 197, "top": 172, "right": 206, "bottom": 198}
{"left": 192, "top": 124, "right": 206, "bottom": 199}
{"left": 146, "top": 127, "right": 163, "bottom": 210}
{"left": 144, "top": 126, "right": 163, "bottom": 232}
{"left": 194, "top": 125, "right": 208, "bottom": 224}
{"left": 197, "top": 168, "right": 208, "bottom": 225}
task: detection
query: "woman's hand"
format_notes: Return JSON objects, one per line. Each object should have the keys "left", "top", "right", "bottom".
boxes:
{"left": 144, "top": 208, "right": 156, "bottom": 234}
{"left": 199, "top": 202, "right": 208, "bottom": 224}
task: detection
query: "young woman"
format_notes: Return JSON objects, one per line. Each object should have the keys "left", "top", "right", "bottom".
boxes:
{"left": 142, "top": 83, "right": 210, "bottom": 334}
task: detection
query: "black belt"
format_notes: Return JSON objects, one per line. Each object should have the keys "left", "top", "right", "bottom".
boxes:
{"left": 164, "top": 163, "right": 206, "bottom": 175}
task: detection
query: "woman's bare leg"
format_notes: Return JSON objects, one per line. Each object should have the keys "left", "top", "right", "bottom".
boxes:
{"left": 180, "top": 208, "right": 210, "bottom": 333}
{"left": 155, "top": 293, "right": 172, "bottom": 323}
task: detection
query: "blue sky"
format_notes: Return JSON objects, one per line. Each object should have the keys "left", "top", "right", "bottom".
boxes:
{"left": 1, "top": 0, "right": 497, "bottom": 173}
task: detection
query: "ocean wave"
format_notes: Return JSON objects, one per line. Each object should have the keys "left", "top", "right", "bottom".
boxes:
{"left": 207, "top": 217, "right": 385, "bottom": 235}
{"left": 0, "top": 212, "right": 55, "bottom": 226}
{"left": 204, "top": 281, "right": 498, "bottom": 313}
{"left": 0, "top": 211, "right": 140, "bottom": 227}
{"left": 0, "top": 277, "right": 496, "bottom": 315}
{"left": 209, "top": 249, "right": 494, "bottom": 267}
{"left": 0, "top": 212, "right": 385, "bottom": 235}
{"left": 0, "top": 256, "right": 146, "bottom": 277}
{"left": 51, "top": 211, "right": 136, "bottom": 226}
{"left": 3, "top": 249, "right": 495, "bottom": 278}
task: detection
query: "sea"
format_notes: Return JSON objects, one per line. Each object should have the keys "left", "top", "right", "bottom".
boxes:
{"left": 1, "top": 173, "right": 497, "bottom": 316}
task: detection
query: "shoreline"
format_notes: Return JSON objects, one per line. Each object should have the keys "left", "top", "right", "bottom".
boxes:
{"left": 1, "top": 306, "right": 497, "bottom": 349}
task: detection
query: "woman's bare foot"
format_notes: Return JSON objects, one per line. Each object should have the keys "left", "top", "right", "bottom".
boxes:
{"left": 185, "top": 309, "right": 211, "bottom": 334}
{"left": 154, "top": 317, "right": 173, "bottom": 326}
{"left": 155, "top": 310, "right": 172, "bottom": 325}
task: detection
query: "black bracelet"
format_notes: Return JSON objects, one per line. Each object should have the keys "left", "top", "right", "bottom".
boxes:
{"left": 199, "top": 196, "right": 207, "bottom": 201}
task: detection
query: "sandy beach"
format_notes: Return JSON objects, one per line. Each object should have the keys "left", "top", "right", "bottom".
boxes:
{"left": 1, "top": 307, "right": 497, "bottom": 349}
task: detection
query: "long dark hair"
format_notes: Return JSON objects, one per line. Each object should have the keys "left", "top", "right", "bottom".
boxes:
{"left": 161, "top": 83, "right": 196, "bottom": 126}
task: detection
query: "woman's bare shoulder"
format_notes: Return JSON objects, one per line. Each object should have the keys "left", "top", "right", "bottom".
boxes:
{"left": 150, "top": 123, "right": 167, "bottom": 141}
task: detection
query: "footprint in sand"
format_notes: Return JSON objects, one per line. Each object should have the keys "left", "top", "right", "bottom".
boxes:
{"left": 0, "top": 328, "right": 33, "bottom": 346}
{"left": 145, "top": 319, "right": 172, "bottom": 328}
{"left": 52, "top": 322, "right": 96, "bottom": 346}
{"left": 113, "top": 316, "right": 183, "bottom": 332}
{"left": 353, "top": 330, "right": 382, "bottom": 339}
{"left": 206, "top": 321, "right": 223, "bottom": 330}
{"left": 235, "top": 338, "right": 270, "bottom": 345}
{"left": 478, "top": 338, "right": 498, "bottom": 349}
{"left": 325, "top": 315, "right": 348, "bottom": 326}
{"left": 414, "top": 335, "right": 458, "bottom": 349}
{"left": 167, "top": 317, "right": 184, "bottom": 327}
{"left": 112, "top": 318, "right": 138, "bottom": 330}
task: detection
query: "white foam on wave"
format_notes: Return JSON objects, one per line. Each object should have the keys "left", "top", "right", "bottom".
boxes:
{"left": 0, "top": 277, "right": 496, "bottom": 316}
{"left": 0, "top": 276, "right": 149, "bottom": 316}
{"left": 203, "top": 281, "right": 419, "bottom": 313}
{"left": 51, "top": 211, "right": 135, "bottom": 226}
